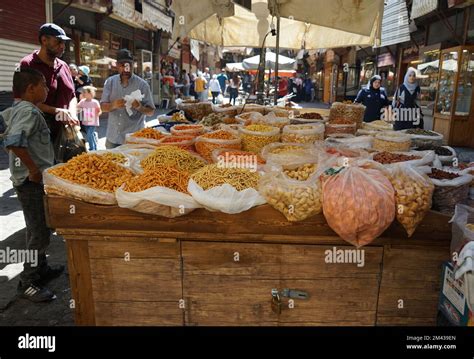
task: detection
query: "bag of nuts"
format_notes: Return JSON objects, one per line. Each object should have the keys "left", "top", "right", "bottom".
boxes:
{"left": 259, "top": 160, "right": 323, "bottom": 222}
{"left": 282, "top": 124, "right": 325, "bottom": 144}
{"left": 388, "top": 163, "right": 434, "bottom": 237}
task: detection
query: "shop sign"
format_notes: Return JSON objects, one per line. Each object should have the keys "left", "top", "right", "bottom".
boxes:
{"left": 112, "top": 0, "right": 145, "bottom": 27}
{"left": 168, "top": 44, "right": 181, "bottom": 59}
{"left": 402, "top": 45, "right": 419, "bottom": 63}
{"left": 411, "top": 0, "right": 438, "bottom": 19}
{"left": 377, "top": 53, "right": 395, "bottom": 68}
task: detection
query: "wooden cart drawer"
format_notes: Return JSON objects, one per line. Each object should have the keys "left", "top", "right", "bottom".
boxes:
{"left": 183, "top": 242, "right": 383, "bottom": 326}
{"left": 88, "top": 240, "right": 183, "bottom": 326}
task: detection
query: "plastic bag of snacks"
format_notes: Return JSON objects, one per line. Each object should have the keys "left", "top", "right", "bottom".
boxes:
{"left": 325, "top": 135, "right": 373, "bottom": 150}
{"left": 282, "top": 124, "right": 325, "bottom": 144}
{"left": 116, "top": 166, "right": 201, "bottom": 218}
{"left": 194, "top": 130, "right": 241, "bottom": 162}
{"left": 344, "top": 103, "right": 366, "bottom": 127}
{"left": 240, "top": 104, "right": 266, "bottom": 114}
{"left": 43, "top": 153, "right": 135, "bottom": 205}
{"left": 372, "top": 150, "right": 435, "bottom": 167}
{"left": 264, "top": 108, "right": 290, "bottom": 117}
{"left": 426, "top": 168, "right": 472, "bottom": 214}
{"left": 373, "top": 131, "right": 411, "bottom": 152}
{"left": 402, "top": 129, "right": 443, "bottom": 148}
{"left": 328, "top": 102, "right": 346, "bottom": 123}
{"left": 140, "top": 145, "right": 206, "bottom": 174}
{"left": 325, "top": 123, "right": 357, "bottom": 137}
{"left": 363, "top": 120, "right": 393, "bottom": 131}
{"left": 158, "top": 135, "right": 195, "bottom": 151}
{"left": 212, "top": 148, "right": 265, "bottom": 172}
{"left": 212, "top": 104, "right": 238, "bottom": 117}
{"left": 170, "top": 124, "right": 205, "bottom": 137}
{"left": 259, "top": 160, "right": 322, "bottom": 222}
{"left": 125, "top": 127, "right": 168, "bottom": 146}
{"left": 177, "top": 101, "right": 213, "bottom": 120}
{"left": 262, "top": 112, "right": 290, "bottom": 130}
{"left": 388, "top": 163, "right": 434, "bottom": 237}
{"left": 235, "top": 112, "right": 264, "bottom": 126}
{"left": 261, "top": 143, "right": 314, "bottom": 165}
{"left": 239, "top": 124, "right": 280, "bottom": 153}
{"left": 449, "top": 204, "right": 474, "bottom": 259}
{"left": 188, "top": 164, "right": 265, "bottom": 214}
{"left": 322, "top": 163, "right": 396, "bottom": 247}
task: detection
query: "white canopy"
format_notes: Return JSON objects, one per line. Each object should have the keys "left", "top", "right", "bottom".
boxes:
{"left": 225, "top": 62, "right": 246, "bottom": 72}
{"left": 242, "top": 51, "right": 296, "bottom": 70}
{"left": 172, "top": 0, "right": 382, "bottom": 49}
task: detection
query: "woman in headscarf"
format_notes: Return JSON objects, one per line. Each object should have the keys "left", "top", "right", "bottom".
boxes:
{"left": 392, "top": 67, "right": 423, "bottom": 130}
{"left": 354, "top": 75, "right": 390, "bottom": 122}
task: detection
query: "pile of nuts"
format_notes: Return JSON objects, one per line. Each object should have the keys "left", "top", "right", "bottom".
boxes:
{"left": 373, "top": 133, "right": 411, "bottom": 152}
{"left": 389, "top": 168, "right": 434, "bottom": 237}
{"left": 282, "top": 124, "right": 324, "bottom": 144}
{"left": 428, "top": 168, "right": 460, "bottom": 180}
{"left": 283, "top": 164, "right": 317, "bottom": 181}
{"left": 373, "top": 151, "right": 421, "bottom": 165}
{"left": 260, "top": 164, "right": 322, "bottom": 222}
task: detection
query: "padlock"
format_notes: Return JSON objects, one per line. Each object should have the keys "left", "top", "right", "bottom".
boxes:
{"left": 271, "top": 289, "right": 282, "bottom": 314}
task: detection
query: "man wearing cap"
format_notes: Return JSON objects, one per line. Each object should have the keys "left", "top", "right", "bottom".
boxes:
{"left": 19, "top": 23, "right": 79, "bottom": 143}
{"left": 101, "top": 49, "right": 155, "bottom": 149}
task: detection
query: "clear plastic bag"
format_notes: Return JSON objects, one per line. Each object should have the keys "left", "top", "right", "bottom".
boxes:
{"left": 373, "top": 131, "right": 412, "bottom": 152}
{"left": 261, "top": 142, "right": 315, "bottom": 166}
{"left": 282, "top": 123, "right": 324, "bottom": 144}
{"left": 194, "top": 131, "right": 242, "bottom": 162}
{"left": 261, "top": 112, "right": 290, "bottom": 130}
{"left": 325, "top": 123, "right": 357, "bottom": 137}
{"left": 170, "top": 124, "right": 205, "bottom": 137}
{"left": 259, "top": 161, "right": 322, "bottom": 222}
{"left": 188, "top": 179, "right": 266, "bottom": 214}
{"left": 239, "top": 125, "right": 280, "bottom": 153}
{"left": 325, "top": 135, "right": 373, "bottom": 149}
{"left": 388, "top": 163, "right": 434, "bottom": 237}
{"left": 449, "top": 204, "right": 474, "bottom": 259}
{"left": 235, "top": 112, "right": 264, "bottom": 126}
{"left": 116, "top": 184, "right": 201, "bottom": 217}
{"left": 322, "top": 165, "right": 396, "bottom": 247}
{"left": 211, "top": 104, "right": 238, "bottom": 117}
{"left": 43, "top": 162, "right": 132, "bottom": 205}
{"left": 401, "top": 129, "right": 444, "bottom": 148}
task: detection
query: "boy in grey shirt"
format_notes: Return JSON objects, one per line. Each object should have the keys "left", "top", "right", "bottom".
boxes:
{"left": 2, "top": 68, "right": 64, "bottom": 302}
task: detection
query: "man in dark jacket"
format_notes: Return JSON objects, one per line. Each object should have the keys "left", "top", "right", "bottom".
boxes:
{"left": 354, "top": 75, "right": 390, "bottom": 122}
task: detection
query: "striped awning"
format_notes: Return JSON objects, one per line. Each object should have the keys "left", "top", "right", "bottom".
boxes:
{"left": 379, "top": 0, "right": 411, "bottom": 47}
{"left": 411, "top": 0, "right": 438, "bottom": 19}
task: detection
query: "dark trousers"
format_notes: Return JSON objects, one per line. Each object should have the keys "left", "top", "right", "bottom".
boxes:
{"left": 14, "top": 179, "right": 51, "bottom": 286}
{"left": 229, "top": 88, "right": 238, "bottom": 105}
{"left": 211, "top": 91, "right": 219, "bottom": 104}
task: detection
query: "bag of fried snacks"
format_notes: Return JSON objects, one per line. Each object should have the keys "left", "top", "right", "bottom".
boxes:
{"left": 259, "top": 159, "right": 323, "bottom": 222}
{"left": 188, "top": 164, "right": 266, "bottom": 214}
{"left": 125, "top": 127, "right": 169, "bottom": 146}
{"left": 387, "top": 163, "right": 434, "bottom": 237}
{"left": 43, "top": 153, "right": 135, "bottom": 205}
{"left": 322, "top": 163, "right": 396, "bottom": 247}
{"left": 116, "top": 167, "right": 201, "bottom": 217}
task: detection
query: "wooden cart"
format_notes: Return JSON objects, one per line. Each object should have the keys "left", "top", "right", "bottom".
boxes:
{"left": 45, "top": 195, "right": 451, "bottom": 326}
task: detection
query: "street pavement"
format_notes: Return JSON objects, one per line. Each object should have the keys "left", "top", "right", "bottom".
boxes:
{"left": 0, "top": 100, "right": 473, "bottom": 326}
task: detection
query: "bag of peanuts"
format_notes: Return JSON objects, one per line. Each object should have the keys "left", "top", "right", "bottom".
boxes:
{"left": 388, "top": 163, "right": 434, "bottom": 237}
{"left": 282, "top": 123, "right": 325, "bottom": 144}
{"left": 259, "top": 160, "right": 323, "bottom": 222}
{"left": 322, "top": 163, "right": 396, "bottom": 247}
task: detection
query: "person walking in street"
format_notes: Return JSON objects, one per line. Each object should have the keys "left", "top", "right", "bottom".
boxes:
{"left": 100, "top": 49, "right": 155, "bottom": 149}
{"left": 189, "top": 73, "right": 197, "bottom": 99}
{"left": 217, "top": 69, "right": 228, "bottom": 96}
{"left": 181, "top": 69, "right": 190, "bottom": 97}
{"left": 2, "top": 68, "right": 62, "bottom": 302}
{"left": 354, "top": 75, "right": 390, "bottom": 123}
{"left": 194, "top": 72, "right": 207, "bottom": 102}
{"left": 77, "top": 86, "right": 101, "bottom": 151}
{"left": 19, "top": 23, "right": 79, "bottom": 147}
{"left": 304, "top": 77, "right": 313, "bottom": 102}
{"left": 208, "top": 74, "right": 222, "bottom": 104}
{"left": 392, "top": 67, "right": 424, "bottom": 130}
{"left": 203, "top": 67, "right": 211, "bottom": 83}
{"left": 229, "top": 74, "right": 241, "bottom": 105}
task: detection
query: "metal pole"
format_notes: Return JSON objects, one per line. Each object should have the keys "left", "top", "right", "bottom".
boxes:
{"left": 274, "top": 15, "right": 281, "bottom": 106}
{"left": 257, "top": 42, "right": 268, "bottom": 104}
